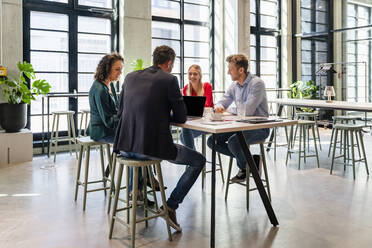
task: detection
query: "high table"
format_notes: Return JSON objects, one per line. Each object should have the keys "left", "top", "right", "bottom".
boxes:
{"left": 172, "top": 117, "right": 297, "bottom": 247}
{"left": 266, "top": 98, "right": 372, "bottom": 151}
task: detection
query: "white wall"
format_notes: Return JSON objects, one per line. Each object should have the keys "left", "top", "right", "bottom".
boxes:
{"left": 0, "top": 0, "right": 23, "bottom": 104}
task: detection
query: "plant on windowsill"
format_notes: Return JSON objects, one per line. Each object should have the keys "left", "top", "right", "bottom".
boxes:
{"left": 0, "top": 61, "right": 51, "bottom": 132}
{"left": 288, "top": 80, "right": 319, "bottom": 112}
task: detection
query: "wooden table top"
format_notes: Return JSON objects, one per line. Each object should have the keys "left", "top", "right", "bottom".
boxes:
{"left": 268, "top": 98, "right": 372, "bottom": 112}
{"left": 172, "top": 116, "right": 297, "bottom": 134}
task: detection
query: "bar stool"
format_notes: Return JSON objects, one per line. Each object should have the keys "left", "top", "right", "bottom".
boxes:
{"left": 286, "top": 120, "right": 320, "bottom": 169}
{"left": 267, "top": 121, "right": 290, "bottom": 161}
{"left": 48, "top": 110, "right": 78, "bottom": 162}
{"left": 107, "top": 155, "right": 160, "bottom": 215}
{"left": 295, "top": 112, "right": 322, "bottom": 151}
{"left": 330, "top": 124, "right": 369, "bottom": 180}
{"left": 200, "top": 134, "right": 225, "bottom": 189}
{"left": 79, "top": 109, "right": 90, "bottom": 137}
{"left": 74, "top": 136, "right": 112, "bottom": 211}
{"left": 109, "top": 154, "right": 172, "bottom": 247}
{"left": 328, "top": 116, "right": 361, "bottom": 157}
{"left": 225, "top": 140, "right": 271, "bottom": 211}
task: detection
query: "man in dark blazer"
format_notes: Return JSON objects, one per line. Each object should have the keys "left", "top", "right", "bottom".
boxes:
{"left": 114, "top": 45, "right": 206, "bottom": 232}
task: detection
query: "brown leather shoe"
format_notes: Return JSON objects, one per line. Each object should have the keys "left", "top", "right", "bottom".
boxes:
{"left": 160, "top": 206, "right": 182, "bottom": 232}
{"left": 147, "top": 176, "right": 167, "bottom": 191}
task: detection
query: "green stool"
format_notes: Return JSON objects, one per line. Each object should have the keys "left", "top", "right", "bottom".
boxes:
{"left": 74, "top": 136, "right": 112, "bottom": 211}
{"left": 109, "top": 155, "right": 172, "bottom": 247}
{"left": 225, "top": 140, "right": 271, "bottom": 211}
{"left": 295, "top": 112, "right": 322, "bottom": 151}
{"left": 49, "top": 110, "right": 78, "bottom": 162}
{"left": 286, "top": 120, "right": 320, "bottom": 169}
{"left": 328, "top": 116, "right": 361, "bottom": 157}
{"left": 330, "top": 124, "right": 369, "bottom": 180}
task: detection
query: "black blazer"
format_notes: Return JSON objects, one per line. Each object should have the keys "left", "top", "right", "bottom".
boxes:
{"left": 113, "top": 65, "right": 187, "bottom": 160}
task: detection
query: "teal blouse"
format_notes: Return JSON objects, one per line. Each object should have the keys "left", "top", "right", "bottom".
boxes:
{"left": 88, "top": 80, "right": 119, "bottom": 141}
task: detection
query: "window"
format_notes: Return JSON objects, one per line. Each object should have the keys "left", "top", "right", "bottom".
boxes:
{"left": 250, "top": 0, "right": 281, "bottom": 100}
{"left": 343, "top": 2, "right": 372, "bottom": 102}
{"left": 24, "top": 0, "right": 117, "bottom": 144}
{"left": 151, "top": 0, "right": 211, "bottom": 88}
{"left": 299, "top": 0, "right": 330, "bottom": 89}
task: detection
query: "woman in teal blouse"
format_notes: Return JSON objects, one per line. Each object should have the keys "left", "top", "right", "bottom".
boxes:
{"left": 89, "top": 53, "right": 123, "bottom": 143}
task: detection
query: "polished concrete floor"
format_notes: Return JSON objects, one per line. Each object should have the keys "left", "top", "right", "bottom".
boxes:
{"left": 1, "top": 128, "right": 372, "bottom": 248}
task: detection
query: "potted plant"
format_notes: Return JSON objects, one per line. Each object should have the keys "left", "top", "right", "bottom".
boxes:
{"left": 288, "top": 80, "right": 319, "bottom": 112}
{"left": 0, "top": 61, "right": 51, "bottom": 132}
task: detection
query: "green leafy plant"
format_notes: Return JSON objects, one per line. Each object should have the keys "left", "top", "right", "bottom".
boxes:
{"left": 130, "top": 59, "right": 150, "bottom": 71}
{"left": 289, "top": 80, "right": 319, "bottom": 99}
{"left": 0, "top": 61, "right": 51, "bottom": 104}
{"left": 289, "top": 80, "right": 319, "bottom": 112}
{"left": 131, "top": 59, "right": 145, "bottom": 71}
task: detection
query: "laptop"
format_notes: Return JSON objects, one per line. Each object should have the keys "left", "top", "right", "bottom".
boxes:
{"left": 183, "top": 96, "right": 206, "bottom": 120}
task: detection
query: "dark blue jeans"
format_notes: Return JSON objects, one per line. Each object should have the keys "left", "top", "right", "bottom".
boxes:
{"left": 97, "top": 135, "right": 115, "bottom": 144}
{"left": 207, "top": 129, "right": 270, "bottom": 170}
{"left": 121, "top": 143, "right": 206, "bottom": 210}
{"left": 180, "top": 128, "right": 204, "bottom": 150}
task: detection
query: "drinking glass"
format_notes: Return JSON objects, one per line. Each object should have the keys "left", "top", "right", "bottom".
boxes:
{"left": 236, "top": 101, "right": 246, "bottom": 119}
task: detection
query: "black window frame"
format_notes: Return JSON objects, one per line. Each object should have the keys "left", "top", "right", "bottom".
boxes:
{"left": 250, "top": 0, "right": 282, "bottom": 88}
{"left": 151, "top": 0, "right": 213, "bottom": 88}
{"left": 23, "top": 0, "right": 119, "bottom": 146}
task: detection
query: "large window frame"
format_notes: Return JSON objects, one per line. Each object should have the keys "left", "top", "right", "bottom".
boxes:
{"left": 250, "top": 0, "right": 282, "bottom": 89}
{"left": 151, "top": 0, "right": 212, "bottom": 88}
{"left": 23, "top": 0, "right": 118, "bottom": 146}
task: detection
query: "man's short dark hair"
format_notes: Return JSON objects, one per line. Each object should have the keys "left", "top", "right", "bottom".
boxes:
{"left": 226, "top": 54, "right": 249, "bottom": 74}
{"left": 153, "top": 45, "right": 176, "bottom": 66}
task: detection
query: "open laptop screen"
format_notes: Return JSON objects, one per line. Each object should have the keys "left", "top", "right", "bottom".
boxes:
{"left": 183, "top": 96, "right": 206, "bottom": 117}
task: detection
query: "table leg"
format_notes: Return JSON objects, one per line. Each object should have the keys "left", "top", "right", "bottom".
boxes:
{"left": 42, "top": 97, "right": 45, "bottom": 154}
{"left": 211, "top": 134, "right": 216, "bottom": 248}
{"left": 237, "top": 131, "right": 279, "bottom": 226}
{"left": 266, "top": 104, "right": 283, "bottom": 151}
{"left": 47, "top": 96, "right": 50, "bottom": 156}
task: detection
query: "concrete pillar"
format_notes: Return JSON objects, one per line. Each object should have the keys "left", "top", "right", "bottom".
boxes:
{"left": 334, "top": 0, "right": 343, "bottom": 101}
{"left": 0, "top": 0, "right": 23, "bottom": 103}
{"left": 237, "top": 0, "right": 250, "bottom": 57}
{"left": 120, "top": 0, "right": 152, "bottom": 77}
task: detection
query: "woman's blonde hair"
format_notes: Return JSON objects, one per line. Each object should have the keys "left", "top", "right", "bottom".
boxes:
{"left": 187, "top": 64, "right": 204, "bottom": 96}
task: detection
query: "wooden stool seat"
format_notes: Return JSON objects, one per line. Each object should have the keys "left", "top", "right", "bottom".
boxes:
{"left": 109, "top": 154, "right": 172, "bottom": 247}
{"left": 52, "top": 110, "right": 75, "bottom": 115}
{"left": 333, "top": 116, "right": 360, "bottom": 121}
{"left": 76, "top": 136, "right": 106, "bottom": 146}
{"left": 117, "top": 157, "right": 162, "bottom": 167}
{"left": 333, "top": 124, "right": 364, "bottom": 131}
{"left": 296, "top": 112, "right": 318, "bottom": 117}
{"left": 297, "top": 120, "right": 315, "bottom": 125}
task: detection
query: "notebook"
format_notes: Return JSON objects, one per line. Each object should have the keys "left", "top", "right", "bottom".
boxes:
{"left": 183, "top": 96, "right": 206, "bottom": 120}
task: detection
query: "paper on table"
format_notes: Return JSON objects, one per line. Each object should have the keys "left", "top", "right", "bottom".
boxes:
{"left": 199, "top": 120, "right": 233, "bottom": 125}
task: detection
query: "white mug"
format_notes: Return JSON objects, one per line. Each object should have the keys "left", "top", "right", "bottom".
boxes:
{"left": 209, "top": 112, "right": 223, "bottom": 121}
